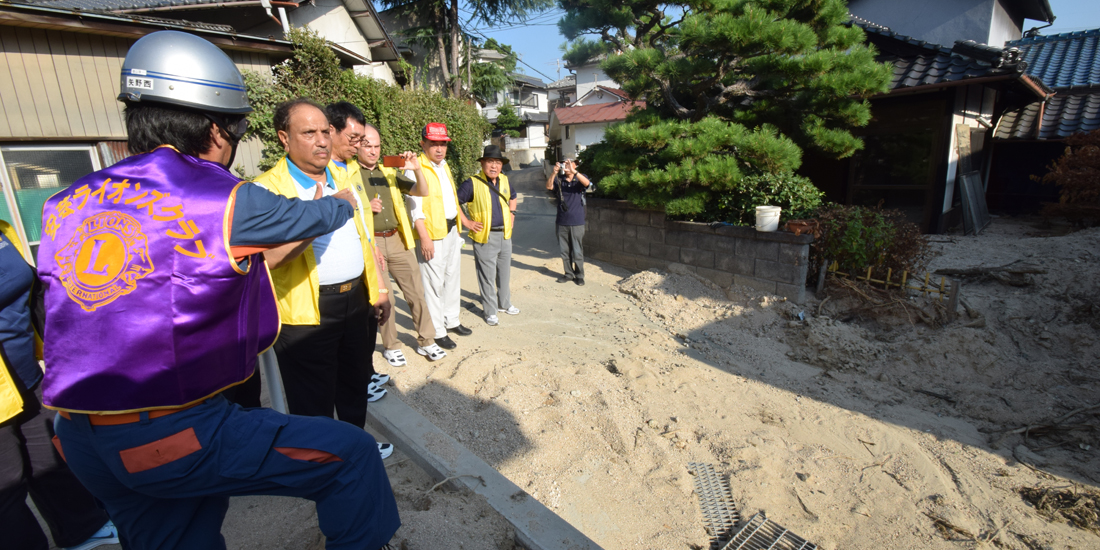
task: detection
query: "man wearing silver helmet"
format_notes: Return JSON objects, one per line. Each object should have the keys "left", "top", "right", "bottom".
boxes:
{"left": 36, "top": 31, "right": 400, "bottom": 550}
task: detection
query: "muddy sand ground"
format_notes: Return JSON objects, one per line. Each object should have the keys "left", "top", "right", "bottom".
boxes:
{"left": 50, "top": 166, "right": 1099, "bottom": 549}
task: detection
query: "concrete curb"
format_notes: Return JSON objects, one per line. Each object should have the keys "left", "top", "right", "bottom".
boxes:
{"left": 367, "top": 394, "right": 603, "bottom": 550}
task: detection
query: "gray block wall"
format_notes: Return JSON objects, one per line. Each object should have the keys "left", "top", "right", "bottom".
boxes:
{"left": 585, "top": 199, "right": 812, "bottom": 302}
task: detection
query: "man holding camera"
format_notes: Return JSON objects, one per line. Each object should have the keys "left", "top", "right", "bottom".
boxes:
{"left": 546, "top": 158, "right": 592, "bottom": 285}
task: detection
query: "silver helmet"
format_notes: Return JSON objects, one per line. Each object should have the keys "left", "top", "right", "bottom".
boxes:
{"left": 118, "top": 31, "right": 251, "bottom": 114}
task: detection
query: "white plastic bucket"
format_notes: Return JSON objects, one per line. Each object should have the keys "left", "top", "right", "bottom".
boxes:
{"left": 755, "top": 205, "right": 781, "bottom": 232}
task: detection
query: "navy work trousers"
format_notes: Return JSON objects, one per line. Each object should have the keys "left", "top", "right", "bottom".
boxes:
{"left": 54, "top": 395, "right": 400, "bottom": 550}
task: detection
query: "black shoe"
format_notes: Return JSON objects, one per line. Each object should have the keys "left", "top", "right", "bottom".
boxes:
{"left": 435, "top": 335, "right": 457, "bottom": 349}
{"left": 575, "top": 278, "right": 585, "bottom": 286}
{"left": 447, "top": 324, "right": 473, "bottom": 336}
{"left": 556, "top": 275, "right": 573, "bottom": 283}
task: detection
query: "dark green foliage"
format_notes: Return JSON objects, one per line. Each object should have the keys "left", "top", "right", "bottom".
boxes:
{"left": 558, "top": 0, "right": 893, "bottom": 222}
{"left": 494, "top": 101, "right": 524, "bottom": 138}
{"left": 702, "top": 172, "right": 823, "bottom": 225}
{"left": 243, "top": 28, "right": 490, "bottom": 183}
{"left": 811, "top": 204, "right": 929, "bottom": 276}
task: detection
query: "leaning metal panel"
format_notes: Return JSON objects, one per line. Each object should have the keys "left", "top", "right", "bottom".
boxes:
{"left": 689, "top": 462, "right": 740, "bottom": 549}
{"left": 722, "top": 512, "right": 818, "bottom": 550}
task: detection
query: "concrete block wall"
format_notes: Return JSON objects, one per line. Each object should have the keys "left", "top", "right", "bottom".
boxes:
{"left": 585, "top": 199, "right": 813, "bottom": 302}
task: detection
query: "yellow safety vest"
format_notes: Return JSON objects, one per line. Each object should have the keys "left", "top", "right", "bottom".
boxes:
{"left": 414, "top": 153, "right": 461, "bottom": 241}
{"left": 466, "top": 172, "right": 512, "bottom": 244}
{"left": 254, "top": 157, "right": 381, "bottom": 325}
{"left": 0, "top": 220, "right": 27, "bottom": 423}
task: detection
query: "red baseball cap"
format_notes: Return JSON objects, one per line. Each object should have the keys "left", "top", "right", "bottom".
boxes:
{"left": 422, "top": 122, "right": 452, "bottom": 142}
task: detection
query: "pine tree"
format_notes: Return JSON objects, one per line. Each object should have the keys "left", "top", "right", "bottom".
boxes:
{"left": 494, "top": 100, "right": 524, "bottom": 138}
{"left": 560, "top": 0, "right": 892, "bottom": 219}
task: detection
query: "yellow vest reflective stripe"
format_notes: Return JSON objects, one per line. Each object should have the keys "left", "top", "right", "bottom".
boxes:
{"left": 416, "top": 153, "right": 461, "bottom": 241}
{"left": 254, "top": 157, "right": 381, "bottom": 326}
{"left": 0, "top": 220, "right": 26, "bottom": 423}
{"left": 467, "top": 172, "right": 512, "bottom": 244}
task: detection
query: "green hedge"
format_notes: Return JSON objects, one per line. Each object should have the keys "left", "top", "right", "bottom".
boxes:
{"left": 242, "top": 27, "right": 490, "bottom": 183}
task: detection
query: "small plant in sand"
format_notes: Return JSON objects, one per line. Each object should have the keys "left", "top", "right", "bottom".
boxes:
{"left": 811, "top": 204, "right": 929, "bottom": 276}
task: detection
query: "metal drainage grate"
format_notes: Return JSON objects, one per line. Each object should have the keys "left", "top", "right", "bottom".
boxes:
{"left": 721, "top": 512, "right": 818, "bottom": 550}
{"left": 689, "top": 462, "right": 740, "bottom": 549}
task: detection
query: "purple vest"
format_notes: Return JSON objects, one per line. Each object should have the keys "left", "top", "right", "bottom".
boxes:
{"left": 38, "top": 147, "right": 279, "bottom": 413}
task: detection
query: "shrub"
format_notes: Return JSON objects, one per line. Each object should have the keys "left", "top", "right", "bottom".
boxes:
{"left": 243, "top": 27, "right": 490, "bottom": 183}
{"left": 1035, "top": 129, "right": 1100, "bottom": 226}
{"left": 811, "top": 204, "right": 929, "bottom": 276}
{"left": 700, "top": 172, "right": 824, "bottom": 225}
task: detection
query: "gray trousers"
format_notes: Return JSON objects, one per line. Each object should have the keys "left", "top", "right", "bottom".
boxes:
{"left": 557, "top": 224, "right": 585, "bottom": 280}
{"left": 472, "top": 231, "right": 512, "bottom": 316}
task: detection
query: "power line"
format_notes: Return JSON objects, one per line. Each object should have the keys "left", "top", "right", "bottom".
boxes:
{"left": 468, "top": 27, "right": 556, "bottom": 81}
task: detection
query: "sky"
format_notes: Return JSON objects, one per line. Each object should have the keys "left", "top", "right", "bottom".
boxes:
{"left": 441, "top": 0, "right": 1100, "bottom": 86}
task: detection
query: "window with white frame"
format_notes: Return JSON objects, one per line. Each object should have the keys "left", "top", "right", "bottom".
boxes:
{"left": 0, "top": 145, "right": 100, "bottom": 263}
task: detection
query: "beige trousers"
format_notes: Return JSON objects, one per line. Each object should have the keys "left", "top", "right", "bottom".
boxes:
{"left": 377, "top": 233, "right": 436, "bottom": 348}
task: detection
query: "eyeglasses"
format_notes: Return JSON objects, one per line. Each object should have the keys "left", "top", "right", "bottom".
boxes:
{"left": 343, "top": 133, "right": 365, "bottom": 146}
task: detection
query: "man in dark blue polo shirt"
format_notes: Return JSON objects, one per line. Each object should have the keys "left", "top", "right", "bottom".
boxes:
{"left": 546, "top": 158, "right": 592, "bottom": 286}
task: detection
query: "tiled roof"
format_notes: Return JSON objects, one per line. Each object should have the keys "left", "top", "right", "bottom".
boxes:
{"left": 998, "top": 29, "right": 1100, "bottom": 140}
{"left": 1008, "top": 29, "right": 1100, "bottom": 89}
{"left": 888, "top": 54, "right": 1006, "bottom": 89}
{"left": 995, "top": 89, "right": 1100, "bottom": 140}
{"left": 598, "top": 86, "right": 630, "bottom": 100}
{"left": 546, "top": 75, "right": 575, "bottom": 89}
{"left": 554, "top": 101, "right": 644, "bottom": 125}
{"left": 512, "top": 73, "right": 546, "bottom": 89}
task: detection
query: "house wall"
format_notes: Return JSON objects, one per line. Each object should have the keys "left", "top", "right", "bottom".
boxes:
{"left": 253, "top": 0, "right": 397, "bottom": 84}
{"left": 941, "top": 84, "right": 997, "bottom": 228}
{"left": 376, "top": 8, "right": 448, "bottom": 91}
{"left": 574, "top": 90, "right": 620, "bottom": 107}
{"left": 849, "top": 0, "right": 1023, "bottom": 46}
{"left": 574, "top": 64, "right": 615, "bottom": 99}
{"left": 585, "top": 199, "right": 813, "bottom": 302}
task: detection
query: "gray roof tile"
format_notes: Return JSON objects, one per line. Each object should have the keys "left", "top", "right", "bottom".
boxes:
{"left": 1008, "top": 29, "right": 1100, "bottom": 89}
{"left": 995, "top": 91, "right": 1100, "bottom": 139}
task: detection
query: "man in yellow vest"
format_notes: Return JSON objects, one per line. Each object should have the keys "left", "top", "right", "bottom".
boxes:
{"left": 254, "top": 98, "right": 393, "bottom": 451}
{"left": 456, "top": 145, "right": 519, "bottom": 326}
{"left": 405, "top": 123, "right": 478, "bottom": 349}
{"left": 356, "top": 123, "right": 448, "bottom": 364}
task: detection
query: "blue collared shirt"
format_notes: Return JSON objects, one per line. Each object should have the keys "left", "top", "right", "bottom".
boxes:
{"left": 286, "top": 157, "right": 335, "bottom": 191}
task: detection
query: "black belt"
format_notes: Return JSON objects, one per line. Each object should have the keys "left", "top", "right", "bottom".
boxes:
{"left": 374, "top": 228, "right": 398, "bottom": 237}
{"left": 319, "top": 277, "right": 360, "bottom": 294}
{"left": 490, "top": 226, "right": 505, "bottom": 232}
{"left": 446, "top": 217, "right": 457, "bottom": 231}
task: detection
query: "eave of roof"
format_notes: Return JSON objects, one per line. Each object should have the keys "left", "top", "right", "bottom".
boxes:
{"left": 996, "top": 89, "right": 1100, "bottom": 140}
{"left": 0, "top": 0, "right": 294, "bottom": 53}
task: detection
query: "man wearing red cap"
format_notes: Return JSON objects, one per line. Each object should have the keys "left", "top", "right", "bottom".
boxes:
{"left": 405, "top": 123, "right": 477, "bottom": 350}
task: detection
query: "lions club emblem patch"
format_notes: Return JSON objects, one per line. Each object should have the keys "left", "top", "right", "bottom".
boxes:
{"left": 56, "top": 211, "right": 154, "bottom": 312}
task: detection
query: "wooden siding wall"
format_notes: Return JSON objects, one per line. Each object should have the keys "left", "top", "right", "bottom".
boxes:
{"left": 1, "top": 27, "right": 277, "bottom": 176}
{"left": 0, "top": 28, "right": 130, "bottom": 140}
{"left": 0, "top": 28, "right": 275, "bottom": 140}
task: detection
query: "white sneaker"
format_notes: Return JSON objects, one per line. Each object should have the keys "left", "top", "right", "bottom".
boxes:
{"left": 499, "top": 306, "right": 520, "bottom": 315}
{"left": 378, "top": 442, "right": 394, "bottom": 459}
{"left": 64, "top": 520, "right": 119, "bottom": 550}
{"left": 485, "top": 315, "right": 499, "bottom": 326}
{"left": 381, "top": 349, "right": 406, "bottom": 367}
{"left": 367, "top": 382, "right": 387, "bottom": 402}
{"left": 415, "top": 343, "right": 447, "bottom": 361}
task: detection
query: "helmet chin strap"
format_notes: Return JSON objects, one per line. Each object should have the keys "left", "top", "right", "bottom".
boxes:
{"left": 225, "top": 139, "right": 239, "bottom": 170}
